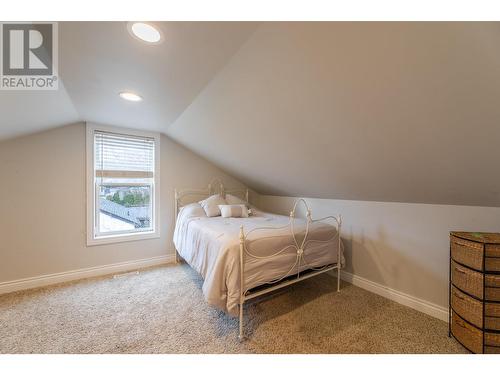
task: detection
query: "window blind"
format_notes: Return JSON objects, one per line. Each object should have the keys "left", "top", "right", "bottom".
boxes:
{"left": 94, "top": 131, "right": 155, "bottom": 178}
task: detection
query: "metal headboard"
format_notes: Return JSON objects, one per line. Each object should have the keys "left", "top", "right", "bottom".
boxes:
{"left": 174, "top": 178, "right": 249, "bottom": 217}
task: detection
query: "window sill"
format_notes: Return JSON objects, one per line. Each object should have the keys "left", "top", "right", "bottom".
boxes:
{"left": 87, "top": 231, "right": 160, "bottom": 247}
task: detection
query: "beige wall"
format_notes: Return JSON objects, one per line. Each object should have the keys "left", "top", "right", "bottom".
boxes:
{"left": 3, "top": 120, "right": 499, "bottom": 314}
{"left": 0, "top": 123, "right": 247, "bottom": 283}
{"left": 259, "top": 195, "right": 500, "bottom": 309}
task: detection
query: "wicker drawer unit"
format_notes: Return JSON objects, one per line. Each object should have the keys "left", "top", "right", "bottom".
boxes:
{"left": 449, "top": 232, "right": 500, "bottom": 353}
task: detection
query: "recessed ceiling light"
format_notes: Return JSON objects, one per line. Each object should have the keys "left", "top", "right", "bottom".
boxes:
{"left": 119, "top": 92, "right": 143, "bottom": 102}
{"left": 128, "top": 22, "right": 162, "bottom": 44}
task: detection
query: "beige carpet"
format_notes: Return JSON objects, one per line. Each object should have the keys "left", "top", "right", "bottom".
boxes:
{"left": 0, "top": 263, "right": 467, "bottom": 354}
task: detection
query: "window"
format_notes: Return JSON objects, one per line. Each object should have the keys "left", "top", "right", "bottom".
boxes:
{"left": 86, "top": 123, "right": 160, "bottom": 245}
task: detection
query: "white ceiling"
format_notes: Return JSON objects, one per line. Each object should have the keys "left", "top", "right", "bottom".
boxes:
{"left": 0, "top": 22, "right": 259, "bottom": 139}
{"left": 2, "top": 22, "right": 500, "bottom": 207}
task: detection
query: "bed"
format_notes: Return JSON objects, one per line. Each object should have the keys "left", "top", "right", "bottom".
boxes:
{"left": 173, "top": 179, "right": 344, "bottom": 340}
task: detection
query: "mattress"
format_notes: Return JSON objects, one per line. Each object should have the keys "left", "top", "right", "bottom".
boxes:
{"left": 173, "top": 204, "right": 343, "bottom": 316}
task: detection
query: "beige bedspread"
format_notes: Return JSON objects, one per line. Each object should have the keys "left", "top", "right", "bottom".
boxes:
{"left": 173, "top": 204, "right": 343, "bottom": 316}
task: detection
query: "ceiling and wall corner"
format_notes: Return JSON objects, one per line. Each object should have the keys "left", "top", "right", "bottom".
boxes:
{"left": 0, "top": 22, "right": 260, "bottom": 140}
{"left": 166, "top": 22, "right": 500, "bottom": 207}
{"left": 1, "top": 22, "right": 500, "bottom": 207}
{"left": 58, "top": 22, "right": 260, "bottom": 133}
{"left": 0, "top": 82, "right": 80, "bottom": 140}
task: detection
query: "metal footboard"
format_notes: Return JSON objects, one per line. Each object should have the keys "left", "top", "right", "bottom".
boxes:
{"left": 237, "top": 198, "right": 342, "bottom": 340}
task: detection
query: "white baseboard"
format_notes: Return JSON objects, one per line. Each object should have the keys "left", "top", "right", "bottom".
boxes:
{"left": 0, "top": 255, "right": 448, "bottom": 323}
{"left": 339, "top": 270, "right": 449, "bottom": 322}
{"left": 0, "top": 254, "right": 176, "bottom": 295}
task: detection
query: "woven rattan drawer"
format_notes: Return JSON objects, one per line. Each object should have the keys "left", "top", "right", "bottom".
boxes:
{"left": 484, "top": 346, "right": 500, "bottom": 354}
{"left": 451, "top": 286, "right": 483, "bottom": 327}
{"left": 485, "top": 274, "right": 500, "bottom": 302}
{"left": 451, "top": 312, "right": 483, "bottom": 353}
{"left": 485, "top": 331, "right": 500, "bottom": 353}
{"left": 451, "top": 260, "right": 483, "bottom": 299}
{"left": 451, "top": 312, "right": 500, "bottom": 353}
{"left": 485, "top": 302, "right": 500, "bottom": 331}
{"left": 485, "top": 244, "right": 500, "bottom": 272}
{"left": 451, "top": 286, "right": 500, "bottom": 330}
{"left": 451, "top": 237, "right": 484, "bottom": 271}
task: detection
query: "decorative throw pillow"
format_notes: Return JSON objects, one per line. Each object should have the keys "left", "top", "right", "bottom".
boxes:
{"left": 225, "top": 193, "right": 249, "bottom": 207}
{"left": 199, "top": 194, "right": 227, "bottom": 217}
{"left": 218, "top": 204, "right": 249, "bottom": 218}
{"left": 180, "top": 203, "right": 206, "bottom": 218}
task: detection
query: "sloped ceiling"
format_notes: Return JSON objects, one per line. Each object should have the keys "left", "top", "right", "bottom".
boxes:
{"left": 167, "top": 22, "right": 500, "bottom": 207}
{"left": 2, "top": 22, "right": 500, "bottom": 207}
{"left": 0, "top": 22, "right": 259, "bottom": 139}
{"left": 59, "top": 22, "right": 259, "bottom": 133}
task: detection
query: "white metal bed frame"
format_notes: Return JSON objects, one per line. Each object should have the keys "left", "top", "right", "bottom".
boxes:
{"left": 174, "top": 178, "right": 342, "bottom": 340}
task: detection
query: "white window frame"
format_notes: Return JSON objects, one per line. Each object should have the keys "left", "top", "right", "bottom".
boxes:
{"left": 86, "top": 122, "right": 161, "bottom": 246}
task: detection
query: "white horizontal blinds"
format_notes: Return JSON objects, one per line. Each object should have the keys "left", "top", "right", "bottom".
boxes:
{"left": 94, "top": 131, "right": 155, "bottom": 179}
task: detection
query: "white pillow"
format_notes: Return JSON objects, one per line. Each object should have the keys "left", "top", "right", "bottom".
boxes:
{"left": 218, "top": 204, "right": 249, "bottom": 218}
{"left": 199, "top": 194, "right": 227, "bottom": 217}
{"left": 180, "top": 203, "right": 206, "bottom": 218}
{"left": 225, "top": 193, "right": 248, "bottom": 207}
